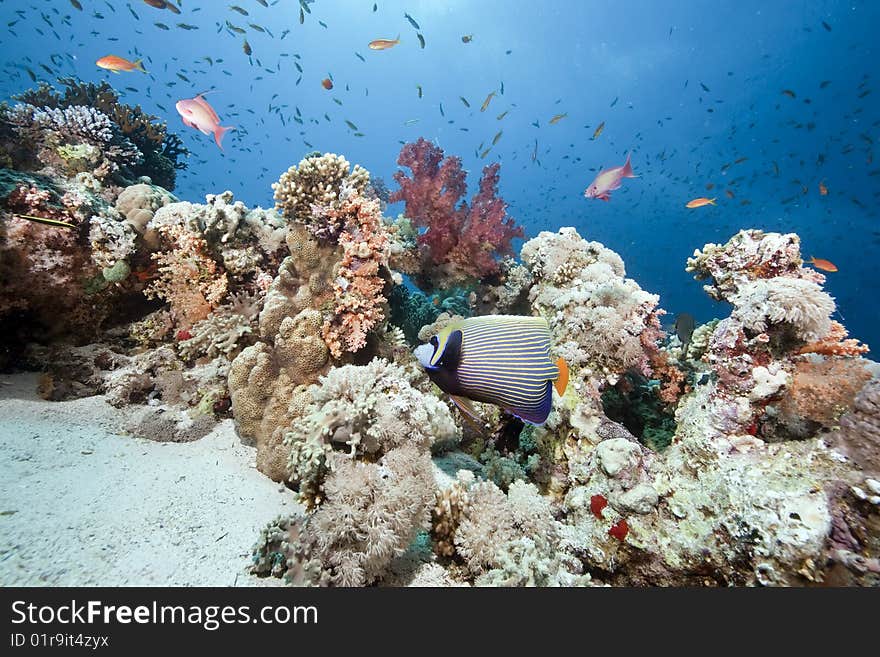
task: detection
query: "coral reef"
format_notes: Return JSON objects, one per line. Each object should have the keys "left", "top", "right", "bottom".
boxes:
{"left": 389, "top": 138, "right": 524, "bottom": 288}
{"left": 522, "top": 227, "right": 663, "bottom": 390}
{"left": 227, "top": 225, "right": 339, "bottom": 481}
{"left": 3, "top": 103, "right": 877, "bottom": 587}
{"left": 144, "top": 222, "right": 229, "bottom": 329}
{"left": 4, "top": 78, "right": 187, "bottom": 190}
{"left": 830, "top": 379, "right": 880, "bottom": 477}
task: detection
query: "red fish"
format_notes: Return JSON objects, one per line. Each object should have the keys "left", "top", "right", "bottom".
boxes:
{"left": 584, "top": 152, "right": 637, "bottom": 201}
{"left": 608, "top": 518, "right": 629, "bottom": 541}
{"left": 321, "top": 78, "right": 333, "bottom": 90}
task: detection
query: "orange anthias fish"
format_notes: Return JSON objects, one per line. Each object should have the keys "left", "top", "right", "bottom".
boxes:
{"left": 584, "top": 152, "right": 637, "bottom": 201}
{"left": 96, "top": 55, "right": 146, "bottom": 73}
{"left": 368, "top": 35, "right": 400, "bottom": 50}
{"left": 321, "top": 78, "right": 333, "bottom": 90}
{"left": 686, "top": 197, "right": 717, "bottom": 208}
{"left": 818, "top": 180, "right": 828, "bottom": 195}
{"left": 175, "top": 93, "right": 234, "bottom": 150}
{"left": 808, "top": 256, "right": 838, "bottom": 272}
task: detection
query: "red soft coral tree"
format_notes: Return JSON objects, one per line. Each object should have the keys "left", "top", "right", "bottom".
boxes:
{"left": 389, "top": 138, "right": 523, "bottom": 283}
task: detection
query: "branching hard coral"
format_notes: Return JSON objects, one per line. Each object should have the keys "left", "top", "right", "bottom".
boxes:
{"left": 319, "top": 191, "right": 391, "bottom": 358}
{"left": 272, "top": 152, "right": 369, "bottom": 224}
{"left": 389, "top": 138, "right": 523, "bottom": 285}
{"left": 6, "top": 103, "right": 141, "bottom": 179}
{"left": 144, "top": 223, "right": 228, "bottom": 329}
{"left": 284, "top": 358, "right": 458, "bottom": 507}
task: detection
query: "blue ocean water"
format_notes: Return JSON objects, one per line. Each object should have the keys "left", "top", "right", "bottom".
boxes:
{"left": 1, "top": 0, "right": 877, "bottom": 348}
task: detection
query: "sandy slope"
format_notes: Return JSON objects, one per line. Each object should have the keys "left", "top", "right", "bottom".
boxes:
{"left": 0, "top": 373, "right": 299, "bottom": 586}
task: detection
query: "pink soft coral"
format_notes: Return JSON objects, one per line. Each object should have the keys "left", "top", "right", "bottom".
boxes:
{"left": 390, "top": 138, "right": 523, "bottom": 282}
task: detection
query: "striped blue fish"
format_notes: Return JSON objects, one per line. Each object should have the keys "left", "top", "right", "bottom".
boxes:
{"left": 414, "top": 315, "right": 569, "bottom": 425}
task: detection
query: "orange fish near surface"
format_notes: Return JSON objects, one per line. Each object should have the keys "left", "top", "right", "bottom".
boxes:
{"left": 818, "top": 180, "right": 828, "bottom": 195}
{"left": 808, "top": 256, "right": 838, "bottom": 272}
{"left": 321, "top": 78, "right": 333, "bottom": 90}
{"left": 96, "top": 55, "right": 146, "bottom": 73}
{"left": 686, "top": 197, "right": 716, "bottom": 208}
{"left": 368, "top": 35, "right": 400, "bottom": 50}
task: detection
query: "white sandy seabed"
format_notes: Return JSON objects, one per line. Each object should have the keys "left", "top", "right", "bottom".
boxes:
{"left": 0, "top": 373, "right": 299, "bottom": 586}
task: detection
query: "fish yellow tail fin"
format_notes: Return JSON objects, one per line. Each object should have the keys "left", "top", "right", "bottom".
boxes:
{"left": 134, "top": 59, "right": 147, "bottom": 73}
{"left": 709, "top": 197, "right": 717, "bottom": 205}
{"left": 554, "top": 357, "right": 569, "bottom": 396}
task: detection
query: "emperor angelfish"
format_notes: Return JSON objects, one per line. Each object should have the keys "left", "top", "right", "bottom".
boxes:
{"left": 414, "top": 315, "right": 569, "bottom": 425}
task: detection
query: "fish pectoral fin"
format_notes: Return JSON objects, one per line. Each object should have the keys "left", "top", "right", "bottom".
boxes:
{"left": 449, "top": 395, "right": 483, "bottom": 426}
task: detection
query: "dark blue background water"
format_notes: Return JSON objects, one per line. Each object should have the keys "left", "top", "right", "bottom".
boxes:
{"left": 2, "top": 0, "right": 878, "bottom": 348}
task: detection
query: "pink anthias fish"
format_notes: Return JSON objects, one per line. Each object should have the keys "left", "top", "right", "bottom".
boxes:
{"left": 584, "top": 152, "right": 637, "bottom": 201}
{"left": 175, "top": 94, "right": 234, "bottom": 150}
